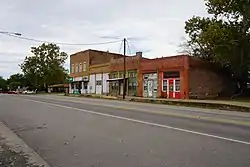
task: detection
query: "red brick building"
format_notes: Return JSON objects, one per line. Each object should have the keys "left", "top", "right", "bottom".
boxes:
{"left": 138, "top": 55, "right": 228, "bottom": 99}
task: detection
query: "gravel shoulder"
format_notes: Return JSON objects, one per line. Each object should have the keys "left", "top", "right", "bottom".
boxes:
{"left": 0, "top": 122, "right": 50, "bottom": 167}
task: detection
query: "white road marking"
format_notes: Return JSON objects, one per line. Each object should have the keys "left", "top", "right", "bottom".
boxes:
{"left": 25, "top": 99, "right": 250, "bottom": 145}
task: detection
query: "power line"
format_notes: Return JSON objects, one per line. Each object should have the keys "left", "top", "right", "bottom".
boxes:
{"left": 126, "top": 40, "right": 132, "bottom": 55}
{"left": 2, "top": 33, "right": 122, "bottom": 46}
{"left": 118, "top": 40, "right": 124, "bottom": 53}
{"left": 127, "top": 39, "right": 139, "bottom": 52}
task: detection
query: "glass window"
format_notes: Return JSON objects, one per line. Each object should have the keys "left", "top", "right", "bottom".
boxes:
{"left": 75, "top": 63, "right": 78, "bottom": 73}
{"left": 162, "top": 80, "right": 168, "bottom": 92}
{"left": 169, "top": 82, "right": 174, "bottom": 91}
{"left": 83, "top": 62, "right": 87, "bottom": 72}
{"left": 175, "top": 79, "right": 180, "bottom": 92}
{"left": 71, "top": 64, "right": 74, "bottom": 73}
{"left": 79, "top": 63, "right": 82, "bottom": 72}
{"left": 119, "top": 72, "right": 123, "bottom": 78}
{"left": 71, "top": 83, "right": 74, "bottom": 89}
{"left": 96, "top": 80, "right": 102, "bottom": 86}
{"left": 128, "top": 71, "right": 136, "bottom": 78}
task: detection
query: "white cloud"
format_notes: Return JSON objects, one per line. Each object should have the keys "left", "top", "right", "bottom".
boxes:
{"left": 0, "top": 0, "right": 209, "bottom": 78}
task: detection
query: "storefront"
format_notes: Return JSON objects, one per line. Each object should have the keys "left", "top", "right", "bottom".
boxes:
{"left": 143, "top": 73, "right": 157, "bottom": 98}
{"left": 69, "top": 76, "right": 89, "bottom": 94}
{"left": 161, "top": 71, "right": 181, "bottom": 99}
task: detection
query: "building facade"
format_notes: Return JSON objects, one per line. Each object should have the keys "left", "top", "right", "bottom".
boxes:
{"left": 89, "top": 63, "right": 110, "bottom": 95}
{"left": 70, "top": 49, "right": 230, "bottom": 99}
{"left": 69, "top": 49, "right": 123, "bottom": 94}
{"left": 108, "top": 52, "right": 142, "bottom": 96}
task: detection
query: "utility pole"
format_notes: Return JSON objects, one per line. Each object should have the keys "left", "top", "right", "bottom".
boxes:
{"left": 123, "top": 38, "right": 126, "bottom": 99}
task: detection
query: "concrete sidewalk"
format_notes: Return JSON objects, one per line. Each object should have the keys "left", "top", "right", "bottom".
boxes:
{"left": 0, "top": 122, "right": 50, "bottom": 167}
{"left": 68, "top": 94, "right": 250, "bottom": 112}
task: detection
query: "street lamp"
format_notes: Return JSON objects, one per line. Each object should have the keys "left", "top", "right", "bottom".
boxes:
{"left": 0, "top": 31, "right": 22, "bottom": 36}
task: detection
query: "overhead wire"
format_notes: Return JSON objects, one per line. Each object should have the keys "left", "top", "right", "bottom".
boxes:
{"left": 118, "top": 40, "right": 124, "bottom": 53}
{"left": 127, "top": 39, "right": 139, "bottom": 52}
{"left": 126, "top": 40, "right": 132, "bottom": 55}
{"left": 2, "top": 33, "right": 122, "bottom": 46}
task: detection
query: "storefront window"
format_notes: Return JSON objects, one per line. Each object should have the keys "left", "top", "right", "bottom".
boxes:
{"left": 143, "top": 81, "right": 147, "bottom": 91}
{"left": 175, "top": 80, "right": 180, "bottom": 92}
{"left": 162, "top": 80, "right": 168, "bottom": 92}
{"left": 96, "top": 80, "right": 102, "bottom": 86}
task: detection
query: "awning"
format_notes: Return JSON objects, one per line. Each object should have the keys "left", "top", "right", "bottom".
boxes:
{"left": 107, "top": 78, "right": 128, "bottom": 82}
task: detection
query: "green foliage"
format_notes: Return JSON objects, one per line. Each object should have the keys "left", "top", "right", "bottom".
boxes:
{"left": 8, "top": 82, "right": 22, "bottom": 90}
{"left": 20, "top": 43, "right": 68, "bottom": 90}
{"left": 0, "top": 76, "right": 7, "bottom": 90}
{"left": 184, "top": 0, "right": 250, "bottom": 90}
{"left": 7, "top": 73, "right": 27, "bottom": 87}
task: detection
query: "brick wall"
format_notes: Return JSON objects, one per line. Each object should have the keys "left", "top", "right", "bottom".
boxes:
{"left": 89, "top": 63, "right": 110, "bottom": 74}
{"left": 188, "top": 57, "right": 232, "bottom": 99}
{"left": 89, "top": 50, "right": 123, "bottom": 66}
{"left": 140, "top": 55, "right": 188, "bottom": 73}
{"left": 70, "top": 49, "right": 123, "bottom": 78}
{"left": 110, "top": 54, "right": 141, "bottom": 72}
{"left": 70, "top": 51, "right": 89, "bottom": 78}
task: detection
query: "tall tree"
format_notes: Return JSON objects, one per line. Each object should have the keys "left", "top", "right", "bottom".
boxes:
{"left": 184, "top": 0, "right": 250, "bottom": 94}
{"left": 20, "top": 43, "right": 68, "bottom": 90}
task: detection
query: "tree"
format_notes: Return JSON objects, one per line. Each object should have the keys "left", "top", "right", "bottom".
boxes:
{"left": 20, "top": 43, "right": 68, "bottom": 90}
{"left": 184, "top": 0, "right": 250, "bottom": 94}
{"left": 0, "top": 76, "right": 7, "bottom": 91}
{"left": 7, "top": 73, "right": 27, "bottom": 89}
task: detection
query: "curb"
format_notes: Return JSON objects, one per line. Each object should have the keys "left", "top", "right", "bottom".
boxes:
{"left": 0, "top": 122, "right": 51, "bottom": 167}
{"left": 62, "top": 94, "right": 250, "bottom": 112}
{"left": 129, "top": 98, "right": 250, "bottom": 112}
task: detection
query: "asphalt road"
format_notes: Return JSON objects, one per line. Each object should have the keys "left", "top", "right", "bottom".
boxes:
{"left": 0, "top": 94, "right": 250, "bottom": 167}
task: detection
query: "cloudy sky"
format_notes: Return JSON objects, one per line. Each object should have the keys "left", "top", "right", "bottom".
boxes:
{"left": 0, "top": 0, "right": 209, "bottom": 78}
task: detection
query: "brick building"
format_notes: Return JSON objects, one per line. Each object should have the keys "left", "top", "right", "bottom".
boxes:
{"left": 69, "top": 49, "right": 122, "bottom": 94}
{"left": 70, "top": 49, "right": 228, "bottom": 99}
{"left": 108, "top": 52, "right": 144, "bottom": 96}
{"left": 138, "top": 55, "right": 229, "bottom": 99}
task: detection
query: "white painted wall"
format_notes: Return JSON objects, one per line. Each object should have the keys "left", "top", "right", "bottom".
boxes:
{"left": 89, "top": 74, "right": 96, "bottom": 94}
{"left": 88, "top": 73, "right": 109, "bottom": 95}
{"left": 102, "top": 73, "right": 109, "bottom": 94}
{"left": 96, "top": 74, "right": 102, "bottom": 94}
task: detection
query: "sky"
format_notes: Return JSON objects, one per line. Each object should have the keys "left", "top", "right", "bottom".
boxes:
{"left": 0, "top": 0, "right": 209, "bottom": 78}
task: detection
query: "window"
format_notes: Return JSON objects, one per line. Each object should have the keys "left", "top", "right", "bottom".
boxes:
{"left": 119, "top": 72, "right": 123, "bottom": 78}
{"left": 71, "top": 64, "right": 75, "bottom": 73}
{"left": 96, "top": 80, "right": 102, "bottom": 86}
{"left": 83, "top": 62, "right": 87, "bottom": 72}
{"left": 75, "top": 63, "right": 78, "bottom": 73}
{"left": 128, "top": 71, "right": 136, "bottom": 78}
{"left": 71, "top": 83, "right": 74, "bottom": 89}
{"left": 143, "top": 81, "right": 148, "bottom": 91}
{"left": 162, "top": 80, "right": 168, "bottom": 92}
{"left": 175, "top": 79, "right": 180, "bottom": 92}
{"left": 79, "top": 63, "right": 82, "bottom": 72}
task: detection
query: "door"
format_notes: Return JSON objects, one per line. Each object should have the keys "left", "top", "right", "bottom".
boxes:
{"left": 147, "top": 80, "right": 153, "bottom": 97}
{"left": 120, "top": 83, "right": 124, "bottom": 95}
{"left": 168, "top": 79, "right": 174, "bottom": 98}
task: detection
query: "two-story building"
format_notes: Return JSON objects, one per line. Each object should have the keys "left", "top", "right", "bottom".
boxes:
{"left": 69, "top": 49, "right": 122, "bottom": 94}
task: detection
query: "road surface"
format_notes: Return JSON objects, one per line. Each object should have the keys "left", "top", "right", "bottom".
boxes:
{"left": 0, "top": 94, "right": 250, "bottom": 167}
